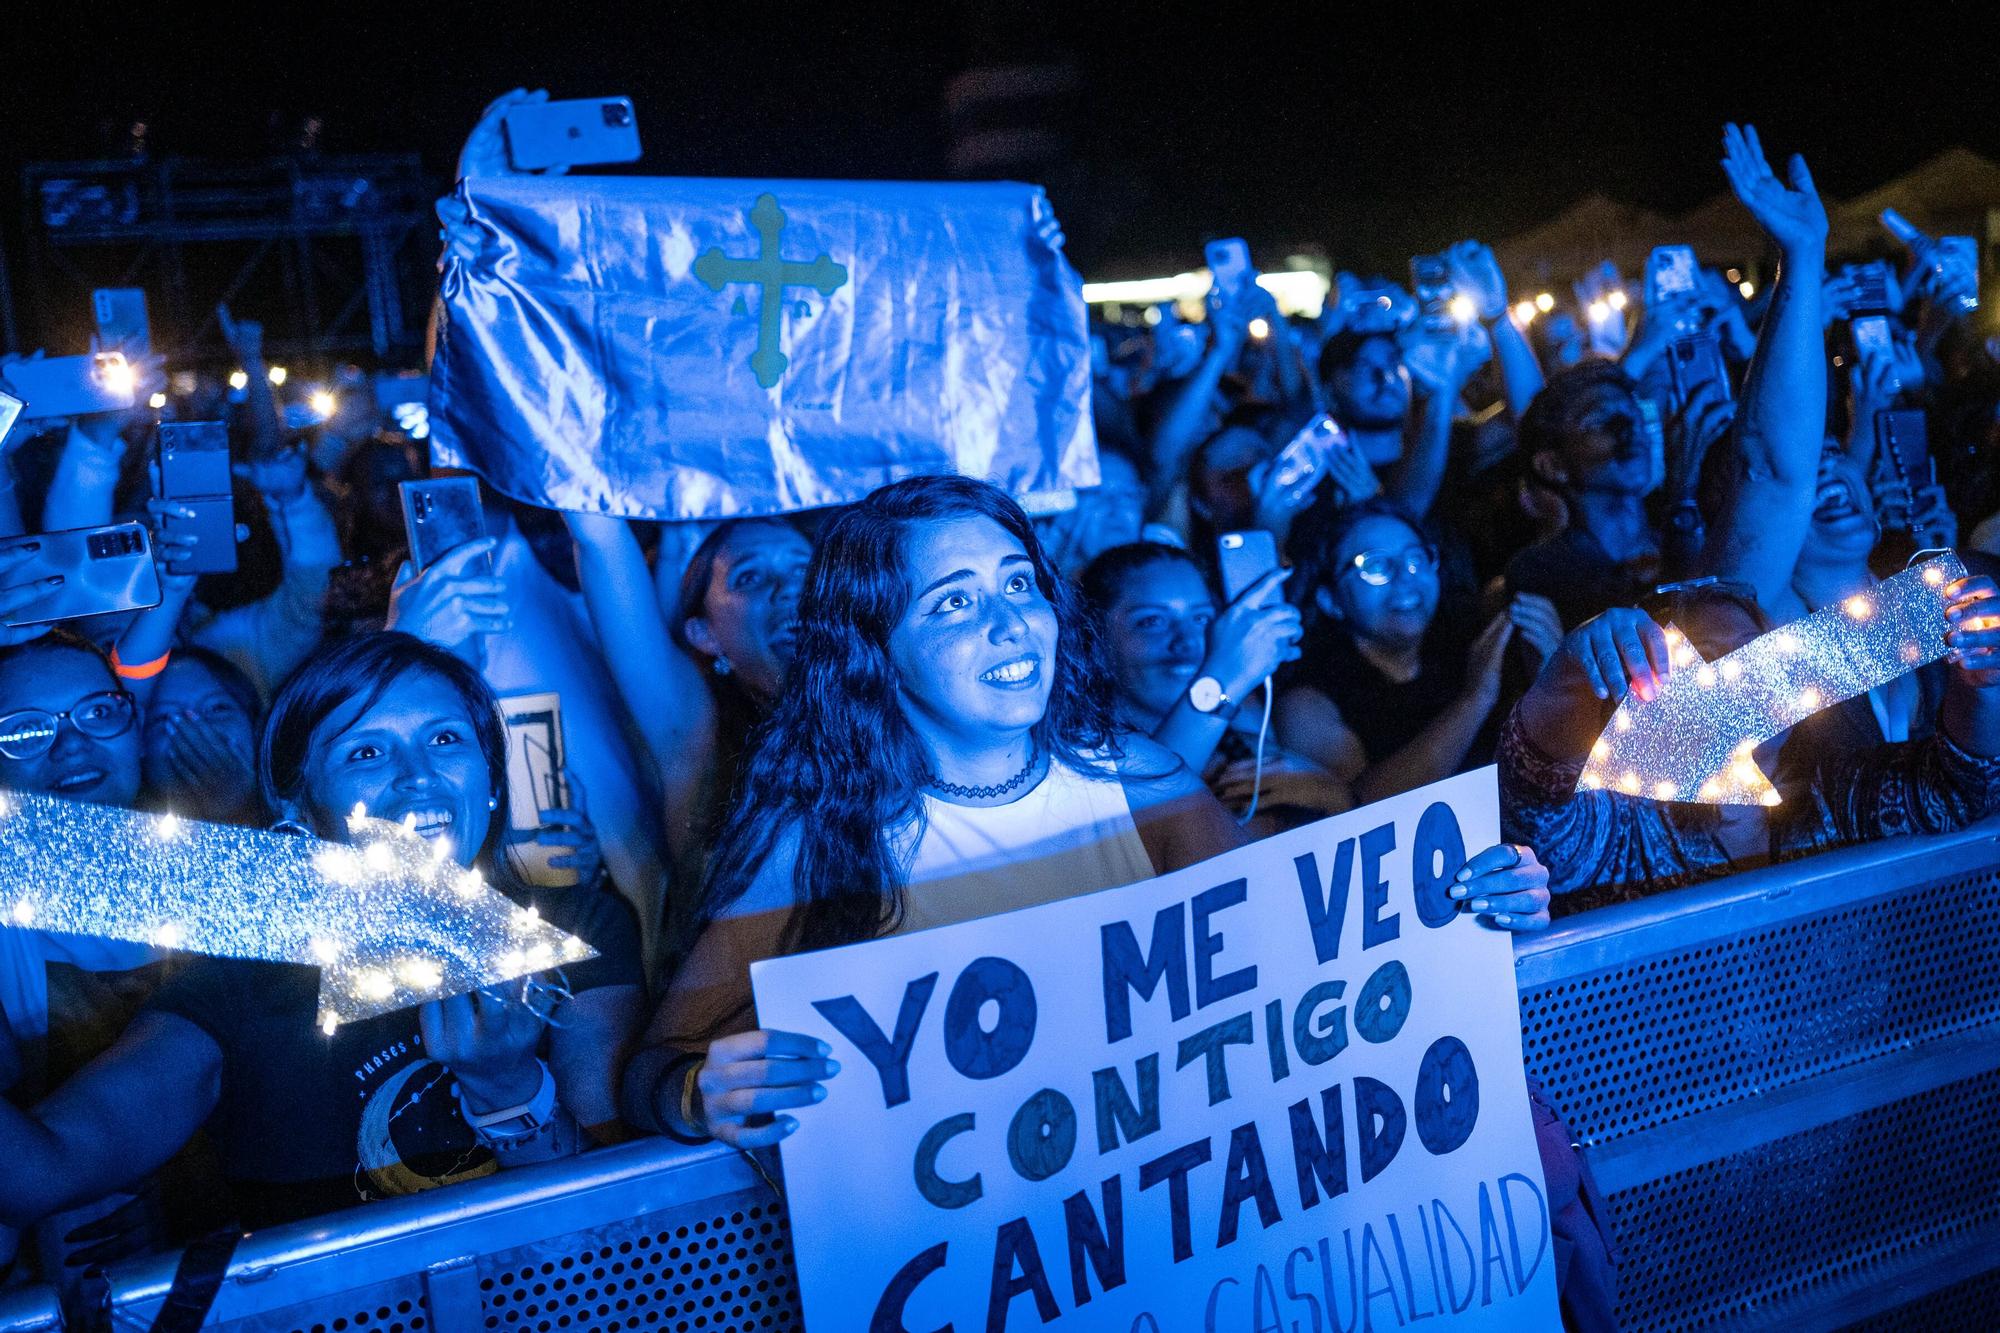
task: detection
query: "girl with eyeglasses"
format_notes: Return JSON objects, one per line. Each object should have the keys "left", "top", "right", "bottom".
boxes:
{"left": 0, "top": 629, "right": 171, "bottom": 1276}
{"left": 1276, "top": 498, "right": 1563, "bottom": 806}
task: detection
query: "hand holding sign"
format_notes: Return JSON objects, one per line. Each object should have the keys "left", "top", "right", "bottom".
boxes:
{"left": 695, "top": 1029, "right": 839, "bottom": 1147}
{"left": 1450, "top": 843, "right": 1552, "bottom": 932}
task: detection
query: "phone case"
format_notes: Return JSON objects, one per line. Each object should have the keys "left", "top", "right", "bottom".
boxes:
{"left": 1667, "top": 334, "right": 1732, "bottom": 408}
{"left": 92, "top": 288, "right": 150, "bottom": 358}
{"left": 0, "top": 354, "right": 135, "bottom": 420}
{"left": 0, "top": 524, "right": 162, "bottom": 627}
{"left": 1877, "top": 410, "right": 1929, "bottom": 490}
{"left": 1217, "top": 530, "right": 1279, "bottom": 604}
{"left": 1646, "top": 247, "right": 1699, "bottom": 304}
{"left": 1205, "top": 239, "right": 1253, "bottom": 303}
{"left": 156, "top": 422, "right": 238, "bottom": 575}
{"left": 502, "top": 98, "right": 642, "bottom": 172}
{"left": 1272, "top": 415, "right": 1340, "bottom": 491}
{"left": 400, "top": 478, "right": 489, "bottom": 575}
{"left": 500, "top": 692, "right": 576, "bottom": 888}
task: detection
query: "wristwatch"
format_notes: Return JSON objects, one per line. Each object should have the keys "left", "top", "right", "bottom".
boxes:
{"left": 1188, "top": 675, "right": 1232, "bottom": 715}
{"left": 456, "top": 1059, "right": 558, "bottom": 1142}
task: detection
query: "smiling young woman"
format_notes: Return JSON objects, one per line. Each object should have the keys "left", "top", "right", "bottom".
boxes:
{"left": 622, "top": 475, "right": 1249, "bottom": 1146}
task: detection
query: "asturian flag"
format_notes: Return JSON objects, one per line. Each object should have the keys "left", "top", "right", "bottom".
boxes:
{"left": 429, "top": 176, "right": 1098, "bottom": 520}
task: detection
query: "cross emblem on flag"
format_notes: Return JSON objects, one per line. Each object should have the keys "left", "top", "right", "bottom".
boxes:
{"left": 694, "top": 192, "right": 849, "bottom": 388}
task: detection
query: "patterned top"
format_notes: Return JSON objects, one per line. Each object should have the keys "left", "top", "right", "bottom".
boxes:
{"left": 1498, "top": 706, "right": 2000, "bottom": 915}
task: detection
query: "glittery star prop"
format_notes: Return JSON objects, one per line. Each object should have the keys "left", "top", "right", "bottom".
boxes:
{"left": 0, "top": 794, "right": 597, "bottom": 1030}
{"left": 1578, "top": 552, "right": 1967, "bottom": 805}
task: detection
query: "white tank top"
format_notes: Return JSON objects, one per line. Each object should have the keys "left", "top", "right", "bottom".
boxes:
{"left": 894, "top": 754, "right": 1157, "bottom": 935}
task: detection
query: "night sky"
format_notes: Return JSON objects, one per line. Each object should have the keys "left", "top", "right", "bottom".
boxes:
{"left": 8, "top": 3, "right": 1998, "bottom": 281}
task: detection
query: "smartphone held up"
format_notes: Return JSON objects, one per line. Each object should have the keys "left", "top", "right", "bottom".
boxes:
{"left": 502, "top": 97, "right": 642, "bottom": 173}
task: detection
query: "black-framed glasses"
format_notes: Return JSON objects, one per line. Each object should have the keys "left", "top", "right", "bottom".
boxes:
{"left": 1341, "top": 544, "right": 1439, "bottom": 588}
{"left": 0, "top": 690, "right": 138, "bottom": 761}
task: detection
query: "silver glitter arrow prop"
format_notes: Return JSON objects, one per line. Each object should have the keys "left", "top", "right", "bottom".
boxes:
{"left": 0, "top": 793, "right": 597, "bottom": 1030}
{"left": 1578, "top": 552, "right": 1967, "bottom": 805}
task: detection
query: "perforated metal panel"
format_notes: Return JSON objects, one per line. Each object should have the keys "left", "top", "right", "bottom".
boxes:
{"left": 1839, "top": 1266, "right": 2000, "bottom": 1331}
{"left": 1604, "top": 1068, "right": 2000, "bottom": 1331}
{"left": 1519, "top": 868, "right": 2000, "bottom": 1149}
{"left": 475, "top": 1188, "right": 798, "bottom": 1333}
{"left": 245, "top": 1279, "right": 430, "bottom": 1333}
{"left": 1516, "top": 841, "right": 2000, "bottom": 1333}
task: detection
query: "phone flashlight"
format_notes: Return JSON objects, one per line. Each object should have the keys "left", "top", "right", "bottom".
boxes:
{"left": 97, "top": 353, "right": 136, "bottom": 400}
{"left": 1448, "top": 295, "right": 1477, "bottom": 325}
{"left": 1248, "top": 318, "right": 1271, "bottom": 340}
{"left": 309, "top": 390, "right": 338, "bottom": 418}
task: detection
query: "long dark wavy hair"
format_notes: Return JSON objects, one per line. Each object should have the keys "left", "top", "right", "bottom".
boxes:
{"left": 695, "top": 475, "right": 1118, "bottom": 959}
{"left": 261, "top": 630, "right": 520, "bottom": 887}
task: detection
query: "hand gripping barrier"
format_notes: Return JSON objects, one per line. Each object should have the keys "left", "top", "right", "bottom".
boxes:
{"left": 1, "top": 824, "right": 1996, "bottom": 1332}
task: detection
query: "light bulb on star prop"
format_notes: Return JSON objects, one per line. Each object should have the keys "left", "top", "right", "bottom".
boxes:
{"left": 1578, "top": 553, "right": 1967, "bottom": 805}
{"left": 0, "top": 796, "right": 596, "bottom": 1029}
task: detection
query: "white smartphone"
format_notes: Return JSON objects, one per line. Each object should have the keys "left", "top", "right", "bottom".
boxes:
{"left": 0, "top": 353, "right": 135, "bottom": 420}
{"left": 502, "top": 97, "right": 642, "bottom": 172}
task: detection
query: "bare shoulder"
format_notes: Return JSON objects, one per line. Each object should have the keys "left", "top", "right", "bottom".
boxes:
{"left": 1109, "top": 733, "right": 1207, "bottom": 807}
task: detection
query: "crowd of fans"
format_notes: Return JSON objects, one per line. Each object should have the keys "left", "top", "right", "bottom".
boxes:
{"left": 2, "top": 98, "right": 1999, "bottom": 1329}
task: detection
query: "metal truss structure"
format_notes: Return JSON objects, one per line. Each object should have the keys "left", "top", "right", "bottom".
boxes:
{"left": 12, "top": 154, "right": 438, "bottom": 365}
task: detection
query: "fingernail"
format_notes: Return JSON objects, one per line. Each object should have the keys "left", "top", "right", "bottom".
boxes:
{"left": 44, "top": 575, "right": 63, "bottom": 587}
{"left": 816, "top": 1040, "right": 831, "bottom": 1057}
{"left": 1468, "top": 899, "right": 1488, "bottom": 912}
{"left": 810, "top": 1086, "right": 828, "bottom": 1103}
{"left": 1449, "top": 885, "right": 1466, "bottom": 899}
{"left": 1453, "top": 868, "right": 1471, "bottom": 883}
{"left": 825, "top": 1059, "right": 840, "bottom": 1076}
{"left": 18, "top": 542, "right": 37, "bottom": 553}
{"left": 1492, "top": 913, "right": 1513, "bottom": 927}
{"left": 779, "top": 1116, "right": 798, "bottom": 1133}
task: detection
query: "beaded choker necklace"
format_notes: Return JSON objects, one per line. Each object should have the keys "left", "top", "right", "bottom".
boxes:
{"left": 927, "top": 746, "right": 1040, "bottom": 801}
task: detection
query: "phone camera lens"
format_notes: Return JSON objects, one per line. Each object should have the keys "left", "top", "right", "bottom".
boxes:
{"left": 602, "top": 103, "right": 632, "bottom": 128}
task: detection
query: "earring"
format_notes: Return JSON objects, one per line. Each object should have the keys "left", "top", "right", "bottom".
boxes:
{"left": 713, "top": 657, "right": 733, "bottom": 677}
{"left": 487, "top": 797, "right": 499, "bottom": 811}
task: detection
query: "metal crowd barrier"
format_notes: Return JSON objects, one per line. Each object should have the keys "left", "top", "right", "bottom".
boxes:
{"left": 1, "top": 824, "right": 1996, "bottom": 1333}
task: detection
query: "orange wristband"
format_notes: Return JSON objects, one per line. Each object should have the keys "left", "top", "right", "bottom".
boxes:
{"left": 110, "top": 647, "right": 171, "bottom": 681}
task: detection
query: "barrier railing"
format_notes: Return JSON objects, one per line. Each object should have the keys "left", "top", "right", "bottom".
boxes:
{"left": 1, "top": 824, "right": 1996, "bottom": 1333}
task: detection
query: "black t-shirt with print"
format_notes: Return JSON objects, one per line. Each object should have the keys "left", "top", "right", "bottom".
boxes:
{"left": 145, "top": 883, "right": 641, "bottom": 1228}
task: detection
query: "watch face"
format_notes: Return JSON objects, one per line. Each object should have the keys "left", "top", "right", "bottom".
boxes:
{"left": 1190, "top": 676, "right": 1224, "bottom": 713}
